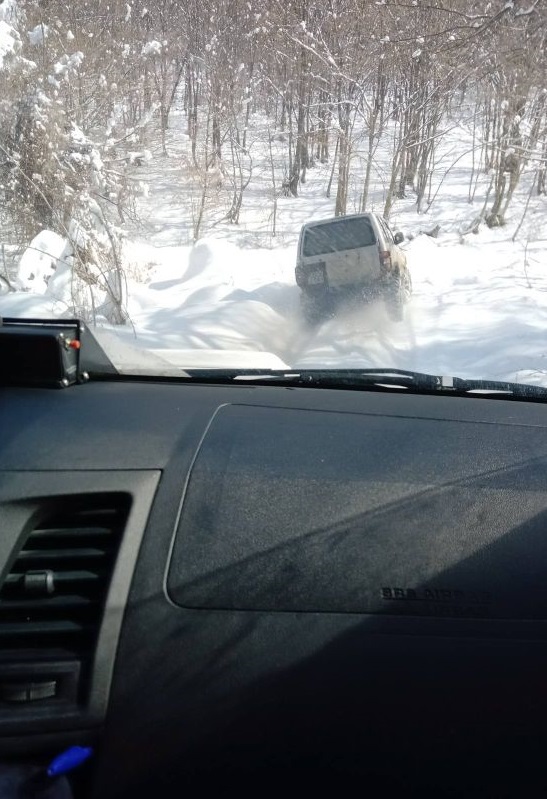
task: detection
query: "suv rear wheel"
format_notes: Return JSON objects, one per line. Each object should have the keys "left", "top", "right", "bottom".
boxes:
{"left": 384, "top": 269, "right": 411, "bottom": 322}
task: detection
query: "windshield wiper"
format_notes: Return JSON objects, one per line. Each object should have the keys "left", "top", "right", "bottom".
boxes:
{"left": 182, "top": 367, "right": 547, "bottom": 400}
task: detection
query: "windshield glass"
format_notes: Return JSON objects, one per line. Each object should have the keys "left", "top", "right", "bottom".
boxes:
{"left": 1, "top": 0, "right": 546, "bottom": 382}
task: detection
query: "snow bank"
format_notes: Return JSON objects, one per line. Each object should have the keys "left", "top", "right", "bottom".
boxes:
{"left": 0, "top": 292, "right": 68, "bottom": 319}
{"left": 121, "top": 239, "right": 298, "bottom": 367}
{"left": 16, "top": 231, "right": 67, "bottom": 292}
{"left": 0, "top": 18, "right": 20, "bottom": 67}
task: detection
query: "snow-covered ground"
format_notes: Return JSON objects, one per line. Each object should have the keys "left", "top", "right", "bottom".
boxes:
{"left": 2, "top": 105, "right": 547, "bottom": 384}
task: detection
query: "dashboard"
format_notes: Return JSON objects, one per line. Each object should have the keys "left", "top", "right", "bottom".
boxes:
{"left": 2, "top": 377, "right": 547, "bottom": 796}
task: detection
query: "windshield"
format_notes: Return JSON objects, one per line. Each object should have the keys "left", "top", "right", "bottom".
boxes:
{"left": 1, "top": 0, "right": 546, "bottom": 382}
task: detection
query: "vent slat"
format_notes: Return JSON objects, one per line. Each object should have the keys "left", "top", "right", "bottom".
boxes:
{"left": 5, "top": 570, "right": 102, "bottom": 587}
{"left": 17, "top": 548, "right": 111, "bottom": 563}
{"left": 0, "top": 620, "right": 90, "bottom": 636}
{"left": 30, "top": 526, "right": 114, "bottom": 538}
{"left": 0, "top": 494, "right": 129, "bottom": 661}
{"left": 36, "top": 509, "right": 122, "bottom": 525}
{"left": 0, "top": 595, "right": 99, "bottom": 611}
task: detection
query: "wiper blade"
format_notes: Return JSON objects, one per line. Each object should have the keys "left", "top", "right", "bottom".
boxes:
{"left": 182, "top": 367, "right": 547, "bottom": 400}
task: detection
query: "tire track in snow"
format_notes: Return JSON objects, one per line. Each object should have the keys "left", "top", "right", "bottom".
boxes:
{"left": 287, "top": 297, "right": 418, "bottom": 370}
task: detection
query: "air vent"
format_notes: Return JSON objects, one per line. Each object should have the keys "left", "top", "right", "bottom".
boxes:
{"left": 0, "top": 494, "right": 131, "bottom": 662}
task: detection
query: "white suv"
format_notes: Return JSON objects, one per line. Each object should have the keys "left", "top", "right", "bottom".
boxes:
{"left": 295, "top": 213, "right": 412, "bottom": 323}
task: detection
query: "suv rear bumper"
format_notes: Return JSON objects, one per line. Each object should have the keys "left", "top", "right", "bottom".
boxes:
{"left": 300, "top": 281, "right": 384, "bottom": 301}
{"left": 296, "top": 262, "right": 386, "bottom": 296}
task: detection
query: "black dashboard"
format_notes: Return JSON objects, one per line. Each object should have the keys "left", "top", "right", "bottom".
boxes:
{"left": 2, "top": 377, "right": 547, "bottom": 796}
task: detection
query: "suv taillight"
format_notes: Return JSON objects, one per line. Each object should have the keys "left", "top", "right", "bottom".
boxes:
{"left": 379, "top": 249, "right": 392, "bottom": 269}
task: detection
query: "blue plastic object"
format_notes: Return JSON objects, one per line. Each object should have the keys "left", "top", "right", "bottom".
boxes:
{"left": 46, "top": 747, "right": 93, "bottom": 778}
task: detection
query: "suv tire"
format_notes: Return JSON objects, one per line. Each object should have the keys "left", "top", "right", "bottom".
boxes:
{"left": 384, "top": 269, "right": 411, "bottom": 322}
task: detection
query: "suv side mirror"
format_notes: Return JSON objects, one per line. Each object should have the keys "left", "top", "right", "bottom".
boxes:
{"left": 394, "top": 231, "right": 404, "bottom": 245}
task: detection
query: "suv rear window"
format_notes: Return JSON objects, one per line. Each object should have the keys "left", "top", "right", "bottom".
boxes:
{"left": 302, "top": 217, "right": 376, "bottom": 257}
